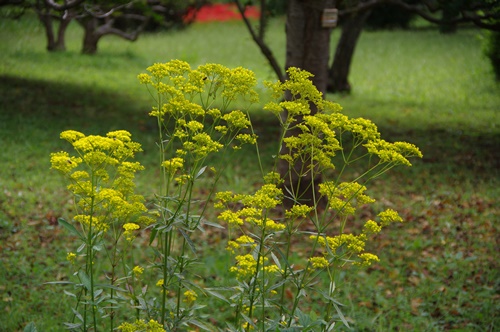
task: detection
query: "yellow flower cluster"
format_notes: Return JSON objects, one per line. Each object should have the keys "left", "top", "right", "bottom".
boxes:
{"left": 118, "top": 319, "right": 165, "bottom": 332}
{"left": 226, "top": 234, "right": 257, "bottom": 253}
{"left": 310, "top": 207, "right": 405, "bottom": 268}
{"left": 123, "top": 223, "right": 140, "bottom": 242}
{"left": 51, "top": 130, "right": 153, "bottom": 238}
{"left": 319, "top": 181, "right": 375, "bottom": 215}
{"left": 378, "top": 208, "right": 404, "bottom": 226}
{"left": 138, "top": 60, "right": 258, "bottom": 120}
{"left": 313, "top": 233, "right": 367, "bottom": 254}
{"left": 162, "top": 157, "right": 184, "bottom": 176}
{"left": 354, "top": 253, "right": 380, "bottom": 267}
{"left": 132, "top": 265, "right": 144, "bottom": 277}
{"left": 74, "top": 215, "right": 108, "bottom": 232}
{"left": 363, "top": 220, "right": 382, "bottom": 234}
{"left": 230, "top": 254, "right": 257, "bottom": 279}
{"left": 183, "top": 290, "right": 197, "bottom": 304}
{"left": 229, "top": 254, "right": 280, "bottom": 280}
{"left": 50, "top": 151, "right": 82, "bottom": 173}
{"left": 309, "top": 256, "right": 329, "bottom": 270}
{"left": 66, "top": 252, "right": 77, "bottom": 264}
{"left": 183, "top": 132, "right": 223, "bottom": 159}
{"left": 364, "top": 139, "right": 422, "bottom": 167}
{"left": 285, "top": 204, "right": 314, "bottom": 219}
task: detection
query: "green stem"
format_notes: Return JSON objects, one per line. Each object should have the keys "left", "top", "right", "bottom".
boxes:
{"left": 160, "top": 229, "right": 172, "bottom": 325}
{"left": 246, "top": 219, "right": 267, "bottom": 332}
{"left": 87, "top": 195, "right": 98, "bottom": 331}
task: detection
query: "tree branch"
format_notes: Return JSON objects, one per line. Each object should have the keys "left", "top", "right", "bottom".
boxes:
{"left": 94, "top": 14, "right": 149, "bottom": 40}
{"left": 44, "top": 0, "right": 85, "bottom": 11}
{"left": 83, "top": 1, "right": 137, "bottom": 19}
{"left": 338, "top": 0, "right": 500, "bottom": 31}
{"left": 233, "top": 0, "right": 285, "bottom": 82}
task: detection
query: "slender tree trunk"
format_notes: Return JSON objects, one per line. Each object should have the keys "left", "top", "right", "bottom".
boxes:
{"left": 35, "top": 1, "right": 72, "bottom": 52}
{"left": 280, "top": 0, "right": 334, "bottom": 208}
{"left": 38, "top": 12, "right": 57, "bottom": 51}
{"left": 38, "top": 13, "right": 69, "bottom": 51}
{"left": 55, "top": 14, "right": 72, "bottom": 50}
{"left": 327, "top": 9, "right": 371, "bottom": 93}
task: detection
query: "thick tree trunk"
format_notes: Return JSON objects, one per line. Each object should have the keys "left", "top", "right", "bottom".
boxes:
{"left": 285, "top": 0, "right": 334, "bottom": 95}
{"left": 78, "top": 14, "right": 147, "bottom": 55}
{"left": 279, "top": 0, "right": 334, "bottom": 208}
{"left": 79, "top": 17, "right": 100, "bottom": 55}
{"left": 327, "top": 9, "right": 371, "bottom": 93}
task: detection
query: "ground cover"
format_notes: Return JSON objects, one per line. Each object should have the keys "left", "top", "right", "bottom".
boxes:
{"left": 0, "top": 13, "right": 499, "bottom": 331}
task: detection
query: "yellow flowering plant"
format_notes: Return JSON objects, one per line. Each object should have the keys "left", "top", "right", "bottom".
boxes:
{"left": 135, "top": 60, "right": 259, "bottom": 330}
{"left": 50, "top": 130, "right": 154, "bottom": 330}
{"left": 214, "top": 67, "right": 422, "bottom": 331}
{"left": 51, "top": 60, "right": 421, "bottom": 331}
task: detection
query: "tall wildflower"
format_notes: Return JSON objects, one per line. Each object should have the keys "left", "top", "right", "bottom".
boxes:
{"left": 50, "top": 130, "right": 152, "bottom": 330}
{"left": 215, "top": 66, "right": 422, "bottom": 331}
{"left": 136, "top": 60, "right": 259, "bottom": 329}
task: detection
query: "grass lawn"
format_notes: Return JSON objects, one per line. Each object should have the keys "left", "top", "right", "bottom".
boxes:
{"left": 0, "top": 12, "right": 499, "bottom": 331}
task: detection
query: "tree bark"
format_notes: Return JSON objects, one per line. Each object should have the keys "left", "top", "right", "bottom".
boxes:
{"left": 327, "top": 9, "right": 371, "bottom": 93}
{"left": 279, "top": 0, "right": 335, "bottom": 208}
{"left": 36, "top": 6, "right": 72, "bottom": 51}
{"left": 285, "top": 0, "right": 334, "bottom": 96}
{"left": 78, "top": 13, "right": 149, "bottom": 55}
{"left": 233, "top": 0, "right": 284, "bottom": 82}
{"left": 79, "top": 16, "right": 100, "bottom": 54}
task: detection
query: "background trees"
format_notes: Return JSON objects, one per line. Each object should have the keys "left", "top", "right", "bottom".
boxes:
{"left": 235, "top": 0, "right": 500, "bottom": 93}
{"left": 0, "top": 0, "right": 203, "bottom": 54}
{"left": 234, "top": 0, "right": 500, "bottom": 204}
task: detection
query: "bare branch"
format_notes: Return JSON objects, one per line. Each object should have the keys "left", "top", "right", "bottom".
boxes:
{"left": 338, "top": 0, "right": 500, "bottom": 30}
{"left": 94, "top": 13, "right": 150, "bottom": 40}
{"left": 233, "top": 0, "right": 285, "bottom": 81}
{"left": 44, "top": 0, "right": 85, "bottom": 11}
{"left": 83, "top": 1, "right": 138, "bottom": 19}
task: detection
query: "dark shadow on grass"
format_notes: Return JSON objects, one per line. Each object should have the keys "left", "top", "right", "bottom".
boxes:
{"left": 1, "top": 74, "right": 498, "bottom": 183}
{"left": 0, "top": 75, "right": 153, "bottom": 136}
{"left": 251, "top": 115, "right": 500, "bottom": 184}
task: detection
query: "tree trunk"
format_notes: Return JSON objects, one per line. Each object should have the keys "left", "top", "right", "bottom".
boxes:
{"left": 37, "top": 12, "right": 69, "bottom": 51}
{"left": 279, "top": 0, "right": 335, "bottom": 208}
{"left": 285, "top": 0, "right": 334, "bottom": 95}
{"left": 79, "top": 17, "right": 100, "bottom": 55}
{"left": 35, "top": 0, "right": 73, "bottom": 52}
{"left": 55, "top": 14, "right": 72, "bottom": 50}
{"left": 327, "top": 9, "right": 371, "bottom": 93}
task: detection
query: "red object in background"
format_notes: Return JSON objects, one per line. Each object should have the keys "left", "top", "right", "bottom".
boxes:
{"left": 185, "top": 3, "right": 260, "bottom": 22}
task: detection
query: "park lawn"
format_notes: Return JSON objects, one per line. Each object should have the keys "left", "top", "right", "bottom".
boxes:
{"left": 0, "top": 13, "right": 499, "bottom": 331}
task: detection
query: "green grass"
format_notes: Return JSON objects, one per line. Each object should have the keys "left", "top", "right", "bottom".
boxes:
{"left": 1, "top": 12, "right": 499, "bottom": 331}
